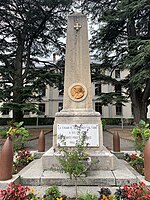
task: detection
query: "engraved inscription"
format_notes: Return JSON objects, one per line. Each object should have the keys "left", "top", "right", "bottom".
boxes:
{"left": 57, "top": 124, "right": 99, "bottom": 147}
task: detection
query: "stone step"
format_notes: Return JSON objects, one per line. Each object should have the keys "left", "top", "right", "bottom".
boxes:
{"left": 20, "top": 158, "right": 137, "bottom": 187}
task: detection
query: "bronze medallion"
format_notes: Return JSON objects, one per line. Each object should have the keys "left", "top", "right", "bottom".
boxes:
{"left": 70, "top": 85, "right": 85, "bottom": 99}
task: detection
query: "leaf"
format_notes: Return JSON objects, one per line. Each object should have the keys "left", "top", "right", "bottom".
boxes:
{"left": 139, "top": 120, "right": 146, "bottom": 126}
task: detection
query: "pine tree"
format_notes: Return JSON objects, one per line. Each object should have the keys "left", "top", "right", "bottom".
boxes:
{"left": 0, "top": 0, "right": 72, "bottom": 121}
{"left": 85, "top": 0, "right": 150, "bottom": 123}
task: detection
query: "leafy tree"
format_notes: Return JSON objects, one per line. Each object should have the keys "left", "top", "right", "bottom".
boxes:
{"left": 84, "top": 0, "right": 150, "bottom": 123}
{"left": 0, "top": 0, "right": 73, "bottom": 121}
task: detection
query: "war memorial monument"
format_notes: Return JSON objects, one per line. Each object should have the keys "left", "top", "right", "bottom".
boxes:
{"left": 0, "top": 11, "right": 143, "bottom": 195}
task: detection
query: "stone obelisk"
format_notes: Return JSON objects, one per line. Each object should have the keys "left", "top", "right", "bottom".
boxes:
{"left": 53, "top": 12, "right": 103, "bottom": 149}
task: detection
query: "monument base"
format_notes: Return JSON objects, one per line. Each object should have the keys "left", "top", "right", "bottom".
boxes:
{"left": 53, "top": 110, "right": 103, "bottom": 149}
{"left": 50, "top": 110, "right": 118, "bottom": 171}
{"left": 42, "top": 146, "right": 118, "bottom": 171}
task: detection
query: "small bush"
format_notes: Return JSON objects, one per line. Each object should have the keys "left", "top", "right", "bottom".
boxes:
{"left": 13, "top": 149, "right": 34, "bottom": 174}
{"left": 80, "top": 193, "right": 98, "bottom": 200}
{"left": 131, "top": 120, "right": 150, "bottom": 152}
{"left": 7, "top": 121, "right": 30, "bottom": 152}
{"left": 43, "top": 185, "right": 61, "bottom": 200}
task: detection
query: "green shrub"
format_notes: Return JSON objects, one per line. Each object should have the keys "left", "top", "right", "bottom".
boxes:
{"left": 43, "top": 185, "right": 61, "bottom": 200}
{"left": 131, "top": 120, "right": 150, "bottom": 152}
{"left": 80, "top": 193, "right": 98, "bottom": 200}
{"left": 56, "top": 127, "right": 92, "bottom": 200}
{"left": 0, "top": 117, "right": 54, "bottom": 126}
{"left": 7, "top": 121, "right": 30, "bottom": 152}
{"left": 0, "top": 127, "right": 7, "bottom": 138}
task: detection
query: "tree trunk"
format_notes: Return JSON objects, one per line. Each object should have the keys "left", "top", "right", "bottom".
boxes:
{"left": 13, "top": 41, "right": 24, "bottom": 122}
{"left": 13, "top": 108, "right": 24, "bottom": 122}
{"left": 131, "top": 92, "right": 147, "bottom": 124}
{"left": 130, "top": 78, "right": 148, "bottom": 124}
{"left": 127, "top": 17, "right": 148, "bottom": 124}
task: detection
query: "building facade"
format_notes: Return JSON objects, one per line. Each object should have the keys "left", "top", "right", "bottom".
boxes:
{"left": 0, "top": 68, "right": 150, "bottom": 120}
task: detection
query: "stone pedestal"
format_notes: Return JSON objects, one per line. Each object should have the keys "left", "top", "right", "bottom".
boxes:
{"left": 53, "top": 111, "right": 103, "bottom": 149}
{"left": 42, "top": 146, "right": 118, "bottom": 171}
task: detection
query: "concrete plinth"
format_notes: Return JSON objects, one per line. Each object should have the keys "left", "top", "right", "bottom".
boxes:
{"left": 42, "top": 146, "right": 118, "bottom": 171}
{"left": 53, "top": 110, "right": 103, "bottom": 149}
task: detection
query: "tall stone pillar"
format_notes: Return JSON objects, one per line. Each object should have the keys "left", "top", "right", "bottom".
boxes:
{"left": 53, "top": 13, "right": 103, "bottom": 149}
{"left": 63, "top": 13, "right": 93, "bottom": 112}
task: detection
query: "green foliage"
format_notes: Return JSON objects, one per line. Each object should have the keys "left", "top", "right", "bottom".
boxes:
{"left": 57, "top": 130, "right": 91, "bottom": 180}
{"left": 43, "top": 185, "right": 61, "bottom": 200}
{"left": 0, "top": 0, "right": 73, "bottom": 121}
{"left": 96, "top": 92, "right": 128, "bottom": 107}
{"left": 102, "top": 119, "right": 106, "bottom": 130}
{"left": 7, "top": 121, "right": 30, "bottom": 152}
{"left": 0, "top": 127, "right": 7, "bottom": 138}
{"left": 102, "top": 118, "right": 122, "bottom": 125}
{"left": 131, "top": 120, "right": 150, "bottom": 152}
{"left": 56, "top": 128, "right": 92, "bottom": 199}
{"left": 80, "top": 193, "right": 98, "bottom": 200}
{"left": 84, "top": 0, "right": 150, "bottom": 123}
{"left": 23, "top": 117, "right": 54, "bottom": 126}
{"left": 1, "top": 181, "right": 150, "bottom": 199}
{"left": 0, "top": 117, "right": 54, "bottom": 126}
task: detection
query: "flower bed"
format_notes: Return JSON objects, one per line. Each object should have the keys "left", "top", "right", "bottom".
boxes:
{"left": 124, "top": 153, "right": 144, "bottom": 175}
{"left": 13, "top": 149, "right": 34, "bottom": 174}
{"left": 1, "top": 182, "right": 150, "bottom": 200}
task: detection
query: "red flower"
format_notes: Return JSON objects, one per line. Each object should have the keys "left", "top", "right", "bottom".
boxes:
{"left": 130, "top": 154, "right": 137, "bottom": 159}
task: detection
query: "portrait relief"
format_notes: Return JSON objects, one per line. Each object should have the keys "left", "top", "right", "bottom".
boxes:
{"left": 70, "top": 85, "right": 85, "bottom": 99}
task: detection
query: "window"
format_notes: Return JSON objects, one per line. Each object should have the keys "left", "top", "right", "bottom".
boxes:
{"left": 2, "top": 108, "right": 9, "bottom": 115}
{"left": 39, "top": 103, "right": 45, "bottom": 115}
{"left": 116, "top": 104, "right": 122, "bottom": 115}
{"left": 58, "top": 102, "right": 63, "bottom": 112}
{"left": 115, "top": 69, "right": 120, "bottom": 79}
{"left": 95, "top": 102, "right": 102, "bottom": 114}
{"left": 95, "top": 84, "right": 101, "bottom": 96}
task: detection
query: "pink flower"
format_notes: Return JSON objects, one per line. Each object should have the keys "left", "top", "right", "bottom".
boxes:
{"left": 127, "top": 194, "right": 132, "bottom": 198}
{"left": 8, "top": 182, "right": 13, "bottom": 187}
{"left": 0, "top": 191, "right": 3, "bottom": 198}
{"left": 130, "top": 154, "right": 137, "bottom": 159}
{"left": 145, "top": 193, "right": 150, "bottom": 198}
